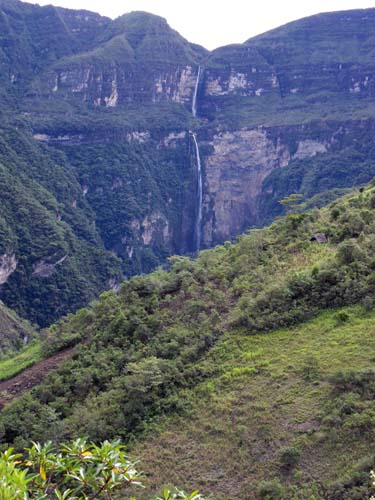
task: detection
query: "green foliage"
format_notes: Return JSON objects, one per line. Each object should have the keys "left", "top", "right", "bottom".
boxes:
{"left": 261, "top": 147, "right": 375, "bottom": 227}
{"left": 5, "top": 185, "right": 375, "bottom": 451}
{"left": 334, "top": 311, "right": 350, "bottom": 324}
{"left": 0, "top": 448, "right": 29, "bottom": 500}
{"left": 336, "top": 241, "right": 363, "bottom": 265}
{"left": 278, "top": 446, "right": 301, "bottom": 468}
{"left": 279, "top": 193, "right": 305, "bottom": 214}
{"left": 326, "top": 459, "right": 375, "bottom": 500}
{"left": 322, "top": 369, "right": 375, "bottom": 437}
{"left": 0, "top": 302, "right": 35, "bottom": 356}
{"left": 0, "top": 127, "right": 122, "bottom": 327}
{"left": 258, "top": 480, "right": 284, "bottom": 500}
{"left": 300, "top": 354, "right": 320, "bottom": 382}
{"left": 0, "top": 438, "right": 205, "bottom": 500}
{"left": 155, "top": 489, "right": 205, "bottom": 500}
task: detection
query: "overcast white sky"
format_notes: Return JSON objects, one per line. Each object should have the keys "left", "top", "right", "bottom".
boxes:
{"left": 24, "top": 0, "right": 375, "bottom": 49}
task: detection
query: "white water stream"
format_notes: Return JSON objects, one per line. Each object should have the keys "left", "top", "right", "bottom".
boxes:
{"left": 192, "top": 65, "right": 201, "bottom": 118}
{"left": 191, "top": 66, "right": 203, "bottom": 252}
{"left": 191, "top": 132, "right": 203, "bottom": 252}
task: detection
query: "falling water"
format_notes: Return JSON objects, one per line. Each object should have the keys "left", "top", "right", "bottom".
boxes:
{"left": 191, "top": 132, "right": 203, "bottom": 252}
{"left": 192, "top": 66, "right": 201, "bottom": 118}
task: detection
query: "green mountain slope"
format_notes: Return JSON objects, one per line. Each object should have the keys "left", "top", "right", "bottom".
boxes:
{"left": 1, "top": 184, "right": 375, "bottom": 498}
{"left": 133, "top": 306, "right": 375, "bottom": 500}
{"left": 0, "top": 2, "right": 205, "bottom": 324}
{"left": 3, "top": 2, "right": 375, "bottom": 329}
{"left": 0, "top": 126, "right": 122, "bottom": 326}
{"left": 201, "top": 9, "right": 375, "bottom": 127}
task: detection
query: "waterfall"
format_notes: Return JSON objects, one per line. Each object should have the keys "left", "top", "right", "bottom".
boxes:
{"left": 192, "top": 66, "right": 201, "bottom": 118}
{"left": 191, "top": 66, "right": 203, "bottom": 252}
{"left": 191, "top": 132, "right": 203, "bottom": 252}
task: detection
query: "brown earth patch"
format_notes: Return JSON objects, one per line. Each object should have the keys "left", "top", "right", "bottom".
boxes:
{"left": 0, "top": 347, "right": 74, "bottom": 408}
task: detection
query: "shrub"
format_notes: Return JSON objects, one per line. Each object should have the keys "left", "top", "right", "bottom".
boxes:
{"left": 279, "top": 446, "right": 301, "bottom": 468}
{"left": 329, "top": 369, "right": 375, "bottom": 395}
{"left": 344, "top": 409, "right": 375, "bottom": 432}
{"left": 301, "top": 354, "right": 320, "bottom": 381}
{"left": 362, "top": 296, "right": 375, "bottom": 312}
{"left": 330, "top": 207, "right": 341, "bottom": 220}
{"left": 334, "top": 311, "right": 350, "bottom": 324}
{"left": 336, "top": 241, "right": 364, "bottom": 265}
{"left": 258, "top": 479, "right": 284, "bottom": 500}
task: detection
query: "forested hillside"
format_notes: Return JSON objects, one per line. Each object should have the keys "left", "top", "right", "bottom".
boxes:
{"left": 1, "top": 183, "right": 375, "bottom": 498}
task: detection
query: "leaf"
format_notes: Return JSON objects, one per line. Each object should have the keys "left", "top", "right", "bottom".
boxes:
{"left": 40, "top": 464, "right": 47, "bottom": 481}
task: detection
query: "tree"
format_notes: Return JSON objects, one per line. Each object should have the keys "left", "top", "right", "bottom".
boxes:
{"left": 279, "top": 193, "right": 305, "bottom": 214}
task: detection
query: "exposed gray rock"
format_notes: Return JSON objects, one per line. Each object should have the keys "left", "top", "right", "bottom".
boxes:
{"left": 32, "top": 255, "right": 68, "bottom": 278}
{"left": 0, "top": 254, "right": 17, "bottom": 285}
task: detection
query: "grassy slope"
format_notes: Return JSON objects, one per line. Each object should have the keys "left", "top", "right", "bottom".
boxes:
{"left": 0, "top": 342, "right": 42, "bottom": 381}
{"left": 133, "top": 305, "right": 375, "bottom": 499}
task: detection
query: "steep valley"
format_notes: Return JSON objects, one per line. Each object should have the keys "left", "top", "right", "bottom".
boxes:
{"left": 1, "top": 1, "right": 375, "bottom": 324}
{"left": 2, "top": 3, "right": 375, "bottom": 498}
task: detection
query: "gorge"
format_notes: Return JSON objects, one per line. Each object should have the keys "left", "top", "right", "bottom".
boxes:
{"left": 2, "top": 4, "right": 375, "bottom": 499}
{"left": 1, "top": 2, "right": 375, "bottom": 325}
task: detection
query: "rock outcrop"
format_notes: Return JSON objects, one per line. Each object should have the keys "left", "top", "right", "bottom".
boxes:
{"left": 0, "top": 254, "right": 17, "bottom": 285}
{"left": 202, "top": 129, "right": 291, "bottom": 244}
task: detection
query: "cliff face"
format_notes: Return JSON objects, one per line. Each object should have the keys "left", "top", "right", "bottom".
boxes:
{"left": 202, "top": 128, "right": 291, "bottom": 244}
{"left": 201, "top": 10, "right": 375, "bottom": 110}
{"left": 200, "top": 121, "right": 372, "bottom": 246}
{"left": 42, "top": 61, "right": 201, "bottom": 108}
{"left": 192, "top": 9, "right": 375, "bottom": 246}
{"left": 2, "top": 2, "right": 375, "bottom": 323}
{"left": 31, "top": 10, "right": 206, "bottom": 108}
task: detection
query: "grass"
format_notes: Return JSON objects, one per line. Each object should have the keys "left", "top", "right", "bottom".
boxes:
{"left": 0, "top": 342, "right": 43, "bottom": 381}
{"left": 132, "top": 305, "right": 375, "bottom": 499}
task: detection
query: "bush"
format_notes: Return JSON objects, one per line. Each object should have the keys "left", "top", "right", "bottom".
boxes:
{"left": 334, "top": 311, "right": 350, "bottom": 324}
{"left": 279, "top": 446, "right": 301, "bottom": 468}
{"left": 329, "top": 369, "right": 375, "bottom": 395}
{"left": 301, "top": 354, "right": 320, "bottom": 381}
{"left": 258, "top": 480, "right": 284, "bottom": 500}
{"left": 336, "top": 241, "right": 364, "bottom": 265}
{"left": 362, "top": 296, "right": 375, "bottom": 312}
{"left": 330, "top": 207, "right": 341, "bottom": 220}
